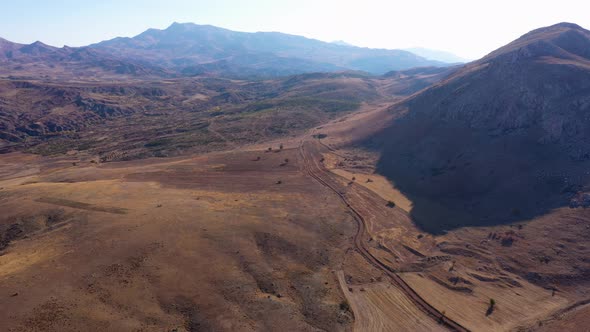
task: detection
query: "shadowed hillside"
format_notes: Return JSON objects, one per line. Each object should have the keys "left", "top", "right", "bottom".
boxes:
{"left": 367, "top": 23, "right": 590, "bottom": 233}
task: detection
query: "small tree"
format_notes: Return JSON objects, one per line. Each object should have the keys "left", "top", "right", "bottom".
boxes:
{"left": 279, "top": 143, "right": 283, "bottom": 150}
{"left": 386, "top": 201, "right": 396, "bottom": 208}
{"left": 486, "top": 298, "right": 496, "bottom": 316}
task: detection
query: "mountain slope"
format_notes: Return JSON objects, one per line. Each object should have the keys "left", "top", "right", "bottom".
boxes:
{"left": 92, "top": 22, "right": 447, "bottom": 76}
{"left": 0, "top": 38, "right": 169, "bottom": 79}
{"left": 366, "top": 22, "right": 590, "bottom": 233}
{"left": 405, "top": 47, "right": 469, "bottom": 63}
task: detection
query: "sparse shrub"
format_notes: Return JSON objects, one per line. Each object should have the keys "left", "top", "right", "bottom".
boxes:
{"left": 276, "top": 180, "right": 282, "bottom": 184}
{"left": 339, "top": 300, "right": 350, "bottom": 311}
{"left": 501, "top": 236, "right": 514, "bottom": 247}
{"left": 386, "top": 201, "right": 396, "bottom": 208}
{"left": 366, "top": 178, "right": 373, "bottom": 183}
{"left": 314, "top": 133, "right": 328, "bottom": 139}
{"left": 279, "top": 143, "right": 283, "bottom": 150}
{"left": 486, "top": 298, "right": 496, "bottom": 316}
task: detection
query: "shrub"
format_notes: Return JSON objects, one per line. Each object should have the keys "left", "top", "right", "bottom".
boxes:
{"left": 339, "top": 301, "right": 350, "bottom": 311}
{"left": 486, "top": 298, "right": 496, "bottom": 316}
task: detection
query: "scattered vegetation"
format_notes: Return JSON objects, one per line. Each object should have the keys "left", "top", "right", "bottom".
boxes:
{"left": 386, "top": 201, "right": 396, "bottom": 208}
{"left": 486, "top": 298, "right": 496, "bottom": 316}
{"left": 339, "top": 300, "right": 351, "bottom": 312}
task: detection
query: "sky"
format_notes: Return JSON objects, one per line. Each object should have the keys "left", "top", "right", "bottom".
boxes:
{"left": 0, "top": 0, "right": 588, "bottom": 60}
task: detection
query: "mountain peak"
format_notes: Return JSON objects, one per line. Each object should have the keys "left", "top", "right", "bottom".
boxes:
{"left": 166, "top": 21, "right": 198, "bottom": 30}
{"left": 168, "top": 21, "right": 183, "bottom": 28}
{"left": 545, "top": 22, "right": 583, "bottom": 30}
{"left": 331, "top": 40, "right": 354, "bottom": 47}
{"left": 19, "top": 40, "right": 58, "bottom": 55}
{"left": 30, "top": 40, "right": 49, "bottom": 47}
{"left": 482, "top": 22, "right": 590, "bottom": 62}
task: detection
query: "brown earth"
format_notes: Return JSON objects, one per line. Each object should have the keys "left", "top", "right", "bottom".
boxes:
{"left": 0, "top": 148, "right": 360, "bottom": 331}
{"left": 2, "top": 21, "right": 590, "bottom": 332}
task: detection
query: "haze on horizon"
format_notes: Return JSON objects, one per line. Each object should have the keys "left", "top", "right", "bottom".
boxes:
{"left": 0, "top": 0, "right": 587, "bottom": 60}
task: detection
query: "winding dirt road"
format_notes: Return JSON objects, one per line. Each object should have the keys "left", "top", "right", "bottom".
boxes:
{"left": 298, "top": 137, "right": 469, "bottom": 332}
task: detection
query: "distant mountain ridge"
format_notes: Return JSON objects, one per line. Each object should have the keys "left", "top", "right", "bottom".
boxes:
{"left": 0, "top": 37, "right": 166, "bottom": 79}
{"left": 0, "top": 22, "right": 455, "bottom": 79}
{"left": 405, "top": 47, "right": 469, "bottom": 63}
{"left": 90, "top": 22, "right": 449, "bottom": 77}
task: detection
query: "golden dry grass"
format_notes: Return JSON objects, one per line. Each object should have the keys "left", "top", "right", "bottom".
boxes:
{"left": 336, "top": 271, "right": 445, "bottom": 332}
{"left": 0, "top": 150, "right": 356, "bottom": 331}
{"left": 401, "top": 272, "right": 569, "bottom": 332}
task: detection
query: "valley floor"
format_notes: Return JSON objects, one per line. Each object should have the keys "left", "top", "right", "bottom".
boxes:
{"left": 1, "top": 106, "right": 590, "bottom": 331}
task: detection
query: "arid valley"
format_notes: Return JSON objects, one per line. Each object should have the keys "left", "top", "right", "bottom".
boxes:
{"left": 2, "top": 8, "right": 590, "bottom": 332}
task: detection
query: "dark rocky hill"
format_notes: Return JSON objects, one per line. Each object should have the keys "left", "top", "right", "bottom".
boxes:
{"left": 367, "top": 23, "right": 590, "bottom": 233}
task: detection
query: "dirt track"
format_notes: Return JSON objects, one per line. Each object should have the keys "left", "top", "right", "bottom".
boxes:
{"left": 298, "top": 137, "right": 469, "bottom": 332}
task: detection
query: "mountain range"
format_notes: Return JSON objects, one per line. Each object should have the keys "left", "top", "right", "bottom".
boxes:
{"left": 0, "top": 22, "right": 459, "bottom": 79}
{"left": 405, "top": 47, "right": 470, "bottom": 63}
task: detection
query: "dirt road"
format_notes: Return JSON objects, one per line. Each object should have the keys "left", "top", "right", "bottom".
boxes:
{"left": 298, "top": 137, "right": 469, "bottom": 332}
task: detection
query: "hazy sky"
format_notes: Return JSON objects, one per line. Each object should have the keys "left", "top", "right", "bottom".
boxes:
{"left": 0, "top": 0, "right": 587, "bottom": 59}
